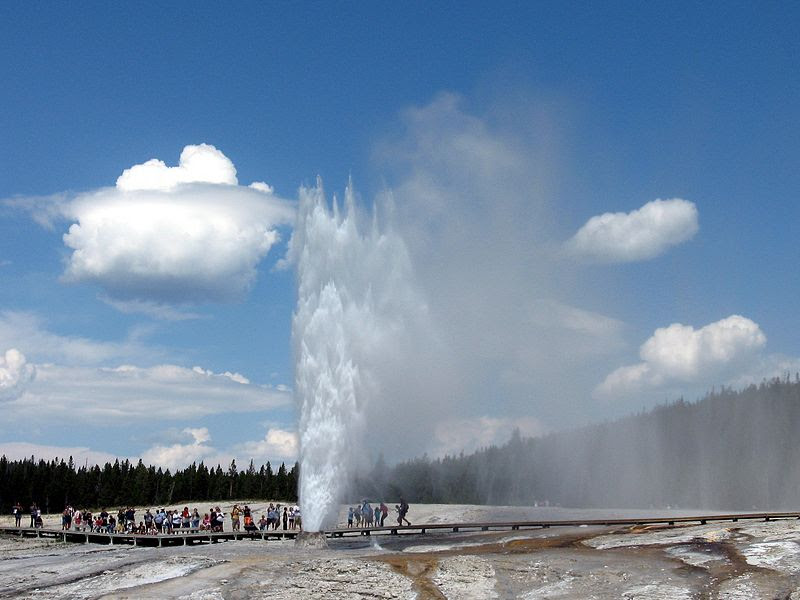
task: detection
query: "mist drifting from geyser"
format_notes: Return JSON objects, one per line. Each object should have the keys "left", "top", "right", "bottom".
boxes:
{"left": 287, "top": 94, "right": 727, "bottom": 523}
{"left": 289, "top": 180, "right": 430, "bottom": 531}
{"left": 287, "top": 95, "right": 590, "bottom": 527}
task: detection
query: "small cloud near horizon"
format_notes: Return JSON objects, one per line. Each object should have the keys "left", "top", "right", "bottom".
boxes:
{"left": 595, "top": 315, "right": 767, "bottom": 399}
{"left": 0, "top": 348, "right": 35, "bottom": 400}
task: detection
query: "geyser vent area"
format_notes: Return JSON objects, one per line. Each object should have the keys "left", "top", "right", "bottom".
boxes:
{"left": 295, "top": 531, "right": 329, "bottom": 549}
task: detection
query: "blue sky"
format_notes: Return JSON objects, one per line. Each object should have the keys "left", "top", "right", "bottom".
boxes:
{"left": 1, "top": 2, "right": 798, "bottom": 469}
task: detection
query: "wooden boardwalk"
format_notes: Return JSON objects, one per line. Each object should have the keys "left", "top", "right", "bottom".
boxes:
{"left": 2, "top": 511, "right": 799, "bottom": 547}
{"left": 0, "top": 526, "right": 299, "bottom": 547}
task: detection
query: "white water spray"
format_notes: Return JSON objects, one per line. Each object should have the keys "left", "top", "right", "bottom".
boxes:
{"left": 290, "top": 180, "right": 424, "bottom": 531}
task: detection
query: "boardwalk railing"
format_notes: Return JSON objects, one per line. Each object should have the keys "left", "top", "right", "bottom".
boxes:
{"left": 2, "top": 511, "right": 799, "bottom": 547}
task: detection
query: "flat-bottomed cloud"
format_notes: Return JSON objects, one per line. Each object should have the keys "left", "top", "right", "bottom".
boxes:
{"left": 567, "top": 198, "right": 698, "bottom": 263}
{"left": 21, "top": 144, "right": 295, "bottom": 305}
{"left": 595, "top": 315, "right": 767, "bottom": 398}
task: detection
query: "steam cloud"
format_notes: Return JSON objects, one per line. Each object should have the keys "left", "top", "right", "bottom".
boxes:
{"left": 373, "top": 93, "right": 627, "bottom": 441}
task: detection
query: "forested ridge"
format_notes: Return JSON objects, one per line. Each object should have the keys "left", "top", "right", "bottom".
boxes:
{"left": 359, "top": 377, "right": 800, "bottom": 510}
{"left": 0, "top": 457, "right": 298, "bottom": 514}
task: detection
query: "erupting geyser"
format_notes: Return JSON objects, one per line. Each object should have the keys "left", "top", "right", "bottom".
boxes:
{"left": 290, "top": 180, "right": 421, "bottom": 531}
{"left": 291, "top": 182, "right": 362, "bottom": 532}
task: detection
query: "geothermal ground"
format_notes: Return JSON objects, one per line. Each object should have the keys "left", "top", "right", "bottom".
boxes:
{"left": 3, "top": 503, "right": 800, "bottom": 598}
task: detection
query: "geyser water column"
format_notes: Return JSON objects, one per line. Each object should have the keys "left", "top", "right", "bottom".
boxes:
{"left": 290, "top": 180, "right": 421, "bottom": 532}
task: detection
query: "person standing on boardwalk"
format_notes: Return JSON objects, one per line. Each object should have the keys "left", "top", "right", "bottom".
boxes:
{"left": 13, "top": 502, "right": 22, "bottom": 527}
{"left": 153, "top": 509, "right": 164, "bottom": 533}
{"left": 398, "top": 497, "right": 411, "bottom": 526}
{"left": 29, "top": 503, "right": 37, "bottom": 528}
{"left": 171, "top": 510, "right": 182, "bottom": 532}
{"left": 379, "top": 502, "right": 389, "bottom": 527}
{"left": 231, "top": 504, "right": 241, "bottom": 531}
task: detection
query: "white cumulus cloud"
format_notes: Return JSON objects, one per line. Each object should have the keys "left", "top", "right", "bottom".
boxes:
{"left": 183, "top": 427, "right": 211, "bottom": 445}
{"left": 233, "top": 428, "right": 299, "bottom": 462}
{"left": 567, "top": 198, "right": 698, "bottom": 263}
{"left": 141, "top": 427, "right": 216, "bottom": 471}
{"left": 115, "top": 144, "right": 237, "bottom": 191}
{"left": 139, "top": 426, "right": 297, "bottom": 471}
{"left": 14, "top": 144, "right": 294, "bottom": 305}
{"left": 595, "top": 315, "right": 766, "bottom": 398}
{"left": 0, "top": 348, "right": 35, "bottom": 400}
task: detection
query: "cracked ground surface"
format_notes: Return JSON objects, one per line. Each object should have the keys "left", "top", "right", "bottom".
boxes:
{"left": 4, "top": 510, "right": 800, "bottom": 598}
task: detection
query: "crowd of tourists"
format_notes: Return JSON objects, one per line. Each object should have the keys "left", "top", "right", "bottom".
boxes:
{"left": 230, "top": 503, "right": 301, "bottom": 531}
{"left": 346, "top": 498, "right": 410, "bottom": 528}
{"left": 11, "top": 502, "right": 301, "bottom": 534}
{"left": 14, "top": 498, "right": 413, "bottom": 533}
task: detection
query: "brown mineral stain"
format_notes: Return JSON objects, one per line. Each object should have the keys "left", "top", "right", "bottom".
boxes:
{"left": 380, "top": 555, "right": 446, "bottom": 600}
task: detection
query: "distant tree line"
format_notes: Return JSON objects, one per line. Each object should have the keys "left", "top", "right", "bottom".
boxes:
{"left": 0, "top": 457, "right": 298, "bottom": 514}
{"left": 8, "top": 378, "right": 800, "bottom": 514}
{"left": 356, "top": 377, "right": 800, "bottom": 511}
